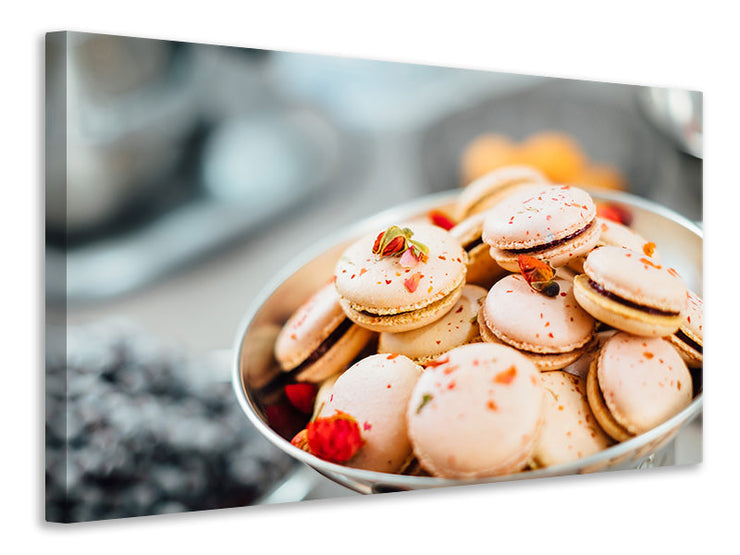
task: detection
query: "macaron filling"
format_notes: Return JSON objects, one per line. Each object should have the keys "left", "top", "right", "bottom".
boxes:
{"left": 674, "top": 329, "right": 702, "bottom": 354}
{"left": 587, "top": 278, "right": 681, "bottom": 317}
{"left": 501, "top": 219, "right": 595, "bottom": 255}
{"left": 290, "top": 318, "right": 355, "bottom": 374}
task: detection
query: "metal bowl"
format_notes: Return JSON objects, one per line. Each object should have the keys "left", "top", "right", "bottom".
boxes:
{"left": 232, "top": 189, "right": 703, "bottom": 494}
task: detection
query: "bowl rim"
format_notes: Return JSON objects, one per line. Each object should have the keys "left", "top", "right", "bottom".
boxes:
{"left": 231, "top": 188, "right": 703, "bottom": 490}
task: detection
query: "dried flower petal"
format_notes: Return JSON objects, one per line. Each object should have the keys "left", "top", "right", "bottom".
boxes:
{"left": 372, "top": 225, "right": 429, "bottom": 263}
{"left": 290, "top": 429, "right": 311, "bottom": 451}
{"left": 399, "top": 247, "right": 420, "bottom": 269}
{"left": 404, "top": 272, "right": 423, "bottom": 293}
{"left": 517, "top": 255, "right": 559, "bottom": 296}
{"left": 285, "top": 383, "right": 318, "bottom": 414}
{"left": 428, "top": 209, "right": 456, "bottom": 231}
{"left": 643, "top": 241, "right": 656, "bottom": 257}
{"left": 416, "top": 393, "right": 434, "bottom": 414}
{"left": 306, "top": 411, "right": 364, "bottom": 463}
{"left": 596, "top": 202, "right": 633, "bottom": 226}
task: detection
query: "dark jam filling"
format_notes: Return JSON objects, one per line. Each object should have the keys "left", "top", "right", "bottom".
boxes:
{"left": 675, "top": 329, "right": 703, "bottom": 354}
{"left": 464, "top": 237, "right": 484, "bottom": 252}
{"left": 505, "top": 219, "right": 594, "bottom": 254}
{"left": 293, "top": 317, "right": 354, "bottom": 372}
{"left": 588, "top": 279, "right": 681, "bottom": 317}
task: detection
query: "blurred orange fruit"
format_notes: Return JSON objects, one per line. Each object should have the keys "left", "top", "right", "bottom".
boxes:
{"left": 459, "top": 133, "right": 518, "bottom": 186}
{"left": 517, "top": 131, "right": 587, "bottom": 183}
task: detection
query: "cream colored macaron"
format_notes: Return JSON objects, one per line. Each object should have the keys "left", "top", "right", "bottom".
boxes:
{"left": 667, "top": 290, "right": 703, "bottom": 368}
{"left": 407, "top": 343, "right": 545, "bottom": 479}
{"left": 318, "top": 353, "right": 423, "bottom": 473}
{"left": 586, "top": 332, "right": 693, "bottom": 442}
{"left": 482, "top": 184, "right": 600, "bottom": 272}
{"left": 378, "top": 284, "right": 487, "bottom": 365}
{"left": 448, "top": 212, "right": 509, "bottom": 289}
{"left": 455, "top": 165, "right": 549, "bottom": 221}
{"left": 274, "top": 281, "right": 376, "bottom": 383}
{"left": 478, "top": 274, "right": 595, "bottom": 371}
{"left": 573, "top": 246, "right": 687, "bottom": 337}
{"left": 335, "top": 224, "right": 467, "bottom": 333}
{"left": 530, "top": 371, "right": 613, "bottom": 469}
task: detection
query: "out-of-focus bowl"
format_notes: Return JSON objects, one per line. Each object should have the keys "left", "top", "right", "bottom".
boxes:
{"left": 232, "top": 189, "right": 702, "bottom": 494}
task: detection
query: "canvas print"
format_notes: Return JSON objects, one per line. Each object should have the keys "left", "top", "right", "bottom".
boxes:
{"left": 45, "top": 31, "right": 703, "bottom": 523}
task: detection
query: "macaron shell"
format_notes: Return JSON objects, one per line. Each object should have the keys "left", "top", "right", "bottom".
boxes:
{"left": 482, "top": 184, "right": 597, "bottom": 250}
{"left": 597, "top": 333, "right": 693, "bottom": 436}
{"left": 586, "top": 357, "right": 633, "bottom": 442}
{"left": 449, "top": 213, "right": 509, "bottom": 287}
{"left": 275, "top": 281, "right": 347, "bottom": 370}
{"left": 568, "top": 217, "right": 661, "bottom": 273}
{"left": 378, "top": 284, "right": 487, "bottom": 364}
{"left": 319, "top": 353, "right": 423, "bottom": 473}
{"left": 583, "top": 246, "right": 687, "bottom": 312}
{"left": 335, "top": 224, "right": 467, "bottom": 315}
{"left": 531, "top": 371, "right": 613, "bottom": 468}
{"left": 668, "top": 290, "right": 703, "bottom": 368}
{"left": 407, "top": 343, "right": 545, "bottom": 479}
{"left": 455, "top": 165, "right": 549, "bottom": 220}
{"left": 338, "top": 282, "right": 464, "bottom": 333}
{"left": 488, "top": 218, "right": 600, "bottom": 271}
{"left": 294, "top": 323, "right": 376, "bottom": 383}
{"left": 573, "top": 274, "right": 684, "bottom": 337}
{"left": 482, "top": 274, "right": 595, "bottom": 354}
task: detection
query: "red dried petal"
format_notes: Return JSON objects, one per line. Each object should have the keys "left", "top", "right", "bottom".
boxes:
{"left": 306, "top": 411, "right": 364, "bottom": 463}
{"left": 596, "top": 202, "right": 633, "bottom": 226}
{"left": 494, "top": 365, "right": 517, "bottom": 384}
{"left": 428, "top": 209, "right": 456, "bottom": 231}
{"left": 403, "top": 272, "right": 423, "bottom": 292}
{"left": 285, "top": 383, "right": 318, "bottom": 414}
{"left": 382, "top": 236, "right": 406, "bottom": 256}
{"left": 517, "top": 254, "right": 555, "bottom": 285}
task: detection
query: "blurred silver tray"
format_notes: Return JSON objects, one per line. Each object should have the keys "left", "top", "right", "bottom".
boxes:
{"left": 233, "top": 189, "right": 702, "bottom": 495}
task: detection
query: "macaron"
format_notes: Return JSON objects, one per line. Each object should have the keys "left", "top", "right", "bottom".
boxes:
{"left": 454, "top": 165, "right": 549, "bottom": 221}
{"left": 530, "top": 371, "right": 613, "bottom": 468}
{"left": 274, "top": 281, "right": 375, "bottom": 383}
{"left": 478, "top": 274, "right": 596, "bottom": 371}
{"left": 378, "top": 284, "right": 487, "bottom": 365}
{"left": 448, "top": 212, "right": 509, "bottom": 288}
{"left": 317, "top": 353, "right": 423, "bottom": 473}
{"left": 335, "top": 223, "right": 467, "bottom": 333}
{"left": 482, "top": 184, "right": 600, "bottom": 272}
{"left": 568, "top": 217, "right": 660, "bottom": 273}
{"left": 573, "top": 246, "right": 687, "bottom": 337}
{"left": 586, "top": 332, "right": 693, "bottom": 442}
{"left": 407, "top": 343, "right": 545, "bottom": 479}
{"left": 667, "top": 290, "right": 703, "bottom": 368}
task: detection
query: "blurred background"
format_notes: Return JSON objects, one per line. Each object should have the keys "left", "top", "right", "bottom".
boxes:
{"left": 45, "top": 31, "right": 703, "bottom": 522}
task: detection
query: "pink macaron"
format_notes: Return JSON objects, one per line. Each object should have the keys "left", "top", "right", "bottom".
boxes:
{"left": 407, "top": 343, "right": 545, "bottom": 479}
{"left": 334, "top": 223, "right": 468, "bottom": 333}
{"left": 317, "top": 353, "right": 423, "bottom": 473}
{"left": 377, "top": 284, "right": 487, "bottom": 365}
{"left": 586, "top": 332, "right": 693, "bottom": 442}
{"left": 573, "top": 246, "right": 687, "bottom": 337}
{"left": 667, "top": 290, "right": 703, "bottom": 368}
{"left": 478, "top": 274, "right": 596, "bottom": 371}
{"left": 531, "top": 371, "right": 614, "bottom": 468}
{"left": 274, "top": 281, "right": 376, "bottom": 382}
{"left": 482, "top": 184, "right": 600, "bottom": 272}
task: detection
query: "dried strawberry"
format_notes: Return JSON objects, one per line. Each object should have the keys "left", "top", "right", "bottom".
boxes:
{"left": 306, "top": 411, "right": 364, "bottom": 463}
{"left": 517, "top": 254, "right": 560, "bottom": 297}
{"left": 285, "top": 383, "right": 318, "bottom": 414}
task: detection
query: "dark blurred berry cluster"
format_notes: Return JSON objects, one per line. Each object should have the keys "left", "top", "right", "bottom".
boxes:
{"left": 45, "top": 321, "right": 296, "bottom": 523}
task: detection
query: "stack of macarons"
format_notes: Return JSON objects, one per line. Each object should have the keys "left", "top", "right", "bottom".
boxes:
{"left": 265, "top": 165, "right": 701, "bottom": 480}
